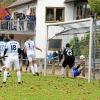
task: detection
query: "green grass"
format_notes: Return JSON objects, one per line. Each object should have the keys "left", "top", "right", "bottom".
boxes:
{"left": 0, "top": 72, "right": 100, "bottom": 100}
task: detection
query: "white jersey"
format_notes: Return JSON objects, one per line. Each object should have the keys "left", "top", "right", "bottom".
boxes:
{"left": 6, "top": 40, "right": 20, "bottom": 56}
{"left": 24, "top": 40, "right": 35, "bottom": 56}
{"left": 0, "top": 41, "right": 6, "bottom": 56}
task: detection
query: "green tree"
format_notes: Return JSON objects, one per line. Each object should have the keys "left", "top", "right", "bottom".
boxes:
{"left": 0, "top": 0, "right": 15, "bottom": 6}
{"left": 88, "top": 0, "right": 100, "bottom": 13}
{"left": 70, "top": 36, "right": 80, "bottom": 57}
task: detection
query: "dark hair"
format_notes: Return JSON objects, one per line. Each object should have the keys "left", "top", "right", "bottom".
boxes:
{"left": 0, "top": 35, "right": 4, "bottom": 41}
{"left": 66, "top": 43, "right": 70, "bottom": 47}
{"left": 9, "top": 34, "right": 14, "bottom": 39}
{"left": 4, "top": 38, "right": 10, "bottom": 42}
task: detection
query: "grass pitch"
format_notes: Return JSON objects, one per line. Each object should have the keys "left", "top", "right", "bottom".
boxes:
{"left": 0, "top": 72, "right": 100, "bottom": 100}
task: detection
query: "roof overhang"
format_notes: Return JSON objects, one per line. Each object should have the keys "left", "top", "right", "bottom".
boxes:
{"left": 64, "top": 0, "right": 75, "bottom": 3}
{"left": 64, "top": 0, "right": 88, "bottom": 3}
{"left": 7, "top": 0, "right": 36, "bottom": 9}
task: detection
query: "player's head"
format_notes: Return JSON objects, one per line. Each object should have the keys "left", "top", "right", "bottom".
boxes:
{"left": 80, "top": 55, "right": 85, "bottom": 64}
{"left": 26, "top": 36, "right": 32, "bottom": 40}
{"left": 0, "top": 34, "right": 5, "bottom": 41}
{"left": 66, "top": 43, "right": 70, "bottom": 48}
{"left": 80, "top": 55, "right": 85, "bottom": 60}
{"left": 9, "top": 34, "right": 14, "bottom": 40}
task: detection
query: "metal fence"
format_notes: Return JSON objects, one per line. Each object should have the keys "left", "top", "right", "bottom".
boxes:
{"left": 0, "top": 19, "right": 36, "bottom": 32}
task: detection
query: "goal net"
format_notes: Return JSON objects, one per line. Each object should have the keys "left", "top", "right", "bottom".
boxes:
{"left": 44, "top": 18, "right": 100, "bottom": 82}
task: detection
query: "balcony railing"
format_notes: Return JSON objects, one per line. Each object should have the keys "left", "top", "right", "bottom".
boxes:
{"left": 0, "top": 20, "right": 36, "bottom": 33}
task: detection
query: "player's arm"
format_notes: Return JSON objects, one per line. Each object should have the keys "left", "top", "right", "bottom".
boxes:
{"left": 24, "top": 47, "right": 27, "bottom": 54}
{"left": 18, "top": 48, "right": 22, "bottom": 55}
{"left": 4, "top": 49, "right": 8, "bottom": 56}
{"left": 35, "top": 46, "right": 42, "bottom": 52}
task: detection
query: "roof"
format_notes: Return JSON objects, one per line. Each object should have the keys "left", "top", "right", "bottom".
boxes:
{"left": 8, "top": 0, "right": 36, "bottom": 9}
{"left": 64, "top": 0, "right": 88, "bottom": 3}
{"left": 64, "top": 0, "right": 75, "bottom": 3}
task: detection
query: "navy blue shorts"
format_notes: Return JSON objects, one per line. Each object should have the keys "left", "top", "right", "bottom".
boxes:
{"left": 72, "top": 67, "right": 81, "bottom": 77}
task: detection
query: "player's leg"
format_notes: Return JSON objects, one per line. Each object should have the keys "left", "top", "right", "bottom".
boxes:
{"left": 28, "top": 55, "right": 35, "bottom": 75}
{"left": 3, "top": 57, "right": 11, "bottom": 77}
{"left": 31, "top": 55, "right": 39, "bottom": 76}
{"left": 3, "top": 57, "right": 11, "bottom": 83}
{"left": 33, "top": 60, "right": 39, "bottom": 76}
{"left": 14, "top": 57, "right": 21, "bottom": 83}
{"left": 25, "top": 60, "right": 29, "bottom": 72}
{"left": 72, "top": 65, "right": 82, "bottom": 77}
{"left": 3, "top": 68, "right": 9, "bottom": 83}
{"left": 61, "top": 60, "right": 67, "bottom": 77}
{"left": 72, "top": 68, "right": 81, "bottom": 77}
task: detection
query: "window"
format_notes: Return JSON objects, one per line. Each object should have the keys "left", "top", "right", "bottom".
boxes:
{"left": 30, "top": 7, "right": 36, "bottom": 14}
{"left": 46, "top": 7, "right": 65, "bottom": 22}
{"left": 76, "top": 4, "right": 90, "bottom": 19}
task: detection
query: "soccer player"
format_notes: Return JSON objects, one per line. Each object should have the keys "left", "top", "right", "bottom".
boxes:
{"left": 61, "top": 43, "right": 75, "bottom": 77}
{"left": 72, "top": 55, "right": 85, "bottom": 77}
{"left": 3, "top": 34, "right": 22, "bottom": 84}
{"left": 0, "top": 35, "right": 11, "bottom": 77}
{"left": 0, "top": 35, "right": 6, "bottom": 72}
{"left": 24, "top": 37, "right": 42, "bottom": 76}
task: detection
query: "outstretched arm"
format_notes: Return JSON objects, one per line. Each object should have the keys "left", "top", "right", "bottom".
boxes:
{"left": 35, "top": 46, "right": 42, "bottom": 52}
{"left": 4, "top": 49, "right": 8, "bottom": 56}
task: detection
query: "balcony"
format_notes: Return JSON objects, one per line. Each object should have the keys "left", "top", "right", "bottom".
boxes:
{"left": 0, "top": 19, "right": 36, "bottom": 35}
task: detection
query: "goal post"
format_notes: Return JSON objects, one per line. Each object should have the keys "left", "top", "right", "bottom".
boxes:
{"left": 44, "top": 18, "right": 94, "bottom": 83}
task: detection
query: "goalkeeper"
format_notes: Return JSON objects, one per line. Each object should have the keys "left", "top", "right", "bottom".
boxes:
{"left": 72, "top": 55, "right": 85, "bottom": 77}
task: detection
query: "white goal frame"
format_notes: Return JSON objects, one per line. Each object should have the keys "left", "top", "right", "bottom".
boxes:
{"left": 44, "top": 18, "right": 93, "bottom": 83}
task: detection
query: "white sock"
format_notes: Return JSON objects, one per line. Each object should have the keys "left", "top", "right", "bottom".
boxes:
{"left": 34, "top": 64, "right": 38, "bottom": 73}
{"left": 17, "top": 71, "right": 21, "bottom": 82}
{"left": 3, "top": 70, "right": 8, "bottom": 82}
{"left": 30, "top": 66, "right": 35, "bottom": 74}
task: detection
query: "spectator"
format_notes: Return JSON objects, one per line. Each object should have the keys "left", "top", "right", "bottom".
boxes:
{"left": 19, "top": 13, "right": 26, "bottom": 31}
{"left": 52, "top": 51, "right": 58, "bottom": 61}
{"left": 27, "top": 12, "right": 36, "bottom": 31}
{"left": 4, "top": 15, "right": 11, "bottom": 30}
{"left": 48, "top": 52, "right": 53, "bottom": 64}
{"left": 58, "top": 49, "right": 63, "bottom": 62}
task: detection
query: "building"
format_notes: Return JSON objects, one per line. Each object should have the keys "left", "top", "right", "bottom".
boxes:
{"left": 0, "top": 0, "right": 90, "bottom": 58}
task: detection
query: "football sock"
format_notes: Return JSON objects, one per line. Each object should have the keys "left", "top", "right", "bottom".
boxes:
{"left": 3, "top": 70, "right": 8, "bottom": 82}
{"left": 30, "top": 66, "right": 35, "bottom": 75}
{"left": 34, "top": 64, "right": 38, "bottom": 73}
{"left": 17, "top": 71, "right": 21, "bottom": 82}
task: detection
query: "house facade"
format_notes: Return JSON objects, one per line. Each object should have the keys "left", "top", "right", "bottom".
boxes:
{"left": 1, "top": 0, "right": 90, "bottom": 58}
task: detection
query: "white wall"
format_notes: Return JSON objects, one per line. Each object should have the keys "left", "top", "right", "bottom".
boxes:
{"left": 36, "top": 0, "right": 74, "bottom": 58}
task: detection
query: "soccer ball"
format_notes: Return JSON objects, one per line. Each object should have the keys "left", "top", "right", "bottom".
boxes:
{"left": 80, "top": 55, "right": 85, "bottom": 59}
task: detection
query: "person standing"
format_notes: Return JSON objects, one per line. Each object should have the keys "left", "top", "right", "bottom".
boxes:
{"left": 27, "top": 12, "right": 36, "bottom": 31}
{"left": 24, "top": 37, "right": 42, "bottom": 76}
{"left": 3, "top": 34, "right": 22, "bottom": 84}
{"left": 61, "top": 43, "right": 75, "bottom": 77}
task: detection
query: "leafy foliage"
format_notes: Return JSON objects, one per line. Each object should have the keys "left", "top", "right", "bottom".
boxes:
{"left": 88, "top": 0, "right": 100, "bottom": 13}
{"left": 70, "top": 36, "right": 81, "bottom": 57}
{"left": 0, "top": 0, "right": 15, "bottom": 6}
{"left": 70, "top": 34, "right": 90, "bottom": 57}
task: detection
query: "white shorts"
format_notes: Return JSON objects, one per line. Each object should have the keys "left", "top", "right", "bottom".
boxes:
{"left": 5, "top": 55, "right": 20, "bottom": 70}
{"left": 27, "top": 54, "right": 36, "bottom": 62}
